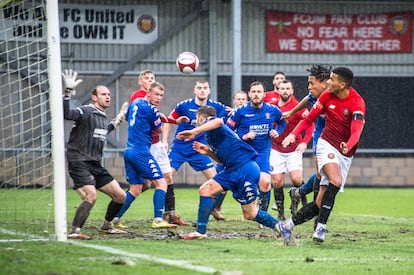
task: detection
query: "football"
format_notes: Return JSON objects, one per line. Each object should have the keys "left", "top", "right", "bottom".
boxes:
{"left": 176, "top": 51, "right": 199, "bottom": 74}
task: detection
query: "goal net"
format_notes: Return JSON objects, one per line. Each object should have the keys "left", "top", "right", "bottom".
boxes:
{"left": 0, "top": 0, "right": 66, "bottom": 241}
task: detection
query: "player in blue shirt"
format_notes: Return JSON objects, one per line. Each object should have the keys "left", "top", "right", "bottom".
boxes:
{"left": 121, "top": 82, "right": 177, "bottom": 229}
{"left": 212, "top": 90, "right": 249, "bottom": 220}
{"left": 162, "top": 80, "right": 230, "bottom": 219}
{"left": 226, "top": 81, "right": 286, "bottom": 216}
{"left": 282, "top": 65, "right": 331, "bottom": 216}
{"left": 176, "top": 106, "right": 284, "bottom": 239}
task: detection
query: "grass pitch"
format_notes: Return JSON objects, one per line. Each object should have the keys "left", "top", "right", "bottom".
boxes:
{"left": 1, "top": 187, "right": 413, "bottom": 274}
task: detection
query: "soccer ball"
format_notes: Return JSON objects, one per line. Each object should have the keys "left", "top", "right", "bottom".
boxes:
{"left": 176, "top": 51, "right": 199, "bottom": 74}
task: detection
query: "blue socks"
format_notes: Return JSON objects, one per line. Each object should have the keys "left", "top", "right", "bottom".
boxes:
{"left": 116, "top": 191, "right": 136, "bottom": 219}
{"left": 254, "top": 209, "right": 278, "bottom": 228}
{"left": 153, "top": 189, "right": 166, "bottom": 219}
{"left": 196, "top": 196, "right": 214, "bottom": 234}
{"left": 301, "top": 173, "right": 316, "bottom": 194}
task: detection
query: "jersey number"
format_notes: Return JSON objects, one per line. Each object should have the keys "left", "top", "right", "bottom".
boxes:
{"left": 129, "top": 105, "right": 138, "bottom": 126}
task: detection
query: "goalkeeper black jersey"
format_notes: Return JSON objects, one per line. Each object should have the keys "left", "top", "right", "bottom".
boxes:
{"left": 64, "top": 98, "right": 115, "bottom": 162}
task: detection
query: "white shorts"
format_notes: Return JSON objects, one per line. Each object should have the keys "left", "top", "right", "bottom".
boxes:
{"left": 316, "top": 138, "right": 353, "bottom": 192}
{"left": 269, "top": 149, "right": 303, "bottom": 174}
{"left": 150, "top": 141, "right": 172, "bottom": 174}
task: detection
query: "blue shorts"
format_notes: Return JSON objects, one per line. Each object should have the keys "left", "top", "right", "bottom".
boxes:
{"left": 168, "top": 143, "right": 214, "bottom": 172}
{"left": 124, "top": 148, "right": 163, "bottom": 184}
{"left": 255, "top": 150, "right": 271, "bottom": 174}
{"left": 312, "top": 133, "right": 320, "bottom": 155}
{"left": 213, "top": 160, "right": 260, "bottom": 205}
{"left": 313, "top": 116, "right": 325, "bottom": 155}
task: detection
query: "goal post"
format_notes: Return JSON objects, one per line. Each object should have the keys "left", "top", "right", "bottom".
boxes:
{"left": 0, "top": 0, "right": 67, "bottom": 241}
{"left": 47, "top": 0, "right": 67, "bottom": 242}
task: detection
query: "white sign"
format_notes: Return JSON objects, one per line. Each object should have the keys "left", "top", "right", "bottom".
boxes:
{"left": 0, "top": 3, "right": 158, "bottom": 44}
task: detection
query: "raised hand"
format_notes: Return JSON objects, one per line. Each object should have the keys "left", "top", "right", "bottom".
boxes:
{"left": 62, "top": 69, "right": 83, "bottom": 96}
{"left": 113, "top": 102, "right": 129, "bottom": 126}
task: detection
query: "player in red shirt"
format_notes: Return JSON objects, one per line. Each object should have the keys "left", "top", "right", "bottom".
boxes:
{"left": 264, "top": 71, "right": 285, "bottom": 105}
{"left": 130, "top": 69, "right": 154, "bottom": 102}
{"left": 277, "top": 67, "right": 366, "bottom": 244}
{"left": 269, "top": 80, "right": 313, "bottom": 220}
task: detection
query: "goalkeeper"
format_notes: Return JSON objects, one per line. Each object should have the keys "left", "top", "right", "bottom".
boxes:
{"left": 62, "top": 69, "right": 129, "bottom": 239}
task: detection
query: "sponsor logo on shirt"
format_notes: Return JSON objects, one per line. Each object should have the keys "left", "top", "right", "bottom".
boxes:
{"left": 93, "top": 128, "right": 107, "bottom": 141}
{"left": 249, "top": 124, "right": 270, "bottom": 135}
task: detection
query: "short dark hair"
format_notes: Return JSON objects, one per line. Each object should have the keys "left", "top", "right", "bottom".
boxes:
{"left": 249, "top": 80, "right": 266, "bottom": 91}
{"left": 280, "top": 79, "right": 292, "bottom": 85}
{"left": 273, "top": 71, "right": 285, "bottom": 78}
{"left": 91, "top": 85, "right": 107, "bottom": 96}
{"left": 332, "top": 67, "right": 354, "bottom": 88}
{"left": 197, "top": 105, "right": 216, "bottom": 117}
{"left": 307, "top": 64, "right": 332, "bottom": 82}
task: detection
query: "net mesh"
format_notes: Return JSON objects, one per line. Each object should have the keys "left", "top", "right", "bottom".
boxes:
{"left": 0, "top": 0, "right": 54, "bottom": 240}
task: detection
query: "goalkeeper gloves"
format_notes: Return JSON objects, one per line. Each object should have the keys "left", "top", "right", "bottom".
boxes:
{"left": 112, "top": 102, "right": 129, "bottom": 127}
{"left": 62, "top": 69, "right": 83, "bottom": 96}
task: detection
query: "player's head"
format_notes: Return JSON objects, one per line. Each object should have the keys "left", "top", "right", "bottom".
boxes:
{"left": 196, "top": 105, "right": 217, "bottom": 126}
{"left": 232, "top": 90, "right": 248, "bottom": 107}
{"left": 332, "top": 67, "right": 354, "bottom": 88}
{"left": 194, "top": 80, "right": 211, "bottom": 101}
{"left": 328, "top": 67, "right": 354, "bottom": 94}
{"left": 272, "top": 71, "right": 286, "bottom": 90}
{"left": 147, "top": 81, "right": 165, "bottom": 106}
{"left": 248, "top": 81, "right": 266, "bottom": 107}
{"left": 307, "top": 64, "right": 331, "bottom": 82}
{"left": 91, "top": 85, "right": 111, "bottom": 110}
{"left": 138, "top": 69, "right": 155, "bottom": 91}
{"left": 307, "top": 64, "right": 331, "bottom": 99}
{"left": 278, "top": 80, "right": 294, "bottom": 103}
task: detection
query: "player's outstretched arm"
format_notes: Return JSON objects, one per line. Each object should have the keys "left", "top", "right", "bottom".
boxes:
{"left": 176, "top": 118, "right": 223, "bottom": 141}
{"left": 112, "top": 102, "right": 129, "bottom": 127}
{"left": 192, "top": 141, "right": 221, "bottom": 163}
{"left": 196, "top": 117, "right": 224, "bottom": 133}
{"left": 62, "top": 69, "right": 83, "bottom": 120}
{"left": 62, "top": 69, "right": 83, "bottom": 97}
{"left": 282, "top": 95, "right": 310, "bottom": 120}
{"left": 176, "top": 130, "right": 196, "bottom": 142}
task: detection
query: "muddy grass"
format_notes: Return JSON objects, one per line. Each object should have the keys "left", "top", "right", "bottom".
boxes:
{"left": 82, "top": 218, "right": 286, "bottom": 241}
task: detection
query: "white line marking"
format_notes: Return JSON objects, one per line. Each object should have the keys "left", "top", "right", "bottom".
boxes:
{"left": 0, "top": 238, "right": 50, "bottom": 243}
{"left": 0, "top": 228, "right": 218, "bottom": 274}
{"left": 338, "top": 213, "right": 414, "bottom": 221}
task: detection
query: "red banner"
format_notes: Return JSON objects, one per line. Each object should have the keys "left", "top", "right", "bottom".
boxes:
{"left": 266, "top": 11, "right": 413, "bottom": 53}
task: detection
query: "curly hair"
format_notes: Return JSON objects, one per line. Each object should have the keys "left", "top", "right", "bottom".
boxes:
{"left": 306, "top": 64, "right": 332, "bottom": 82}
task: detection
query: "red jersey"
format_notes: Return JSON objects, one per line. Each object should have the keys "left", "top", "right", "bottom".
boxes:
{"left": 264, "top": 90, "right": 280, "bottom": 106}
{"left": 292, "top": 87, "right": 365, "bottom": 157}
{"left": 130, "top": 89, "right": 160, "bottom": 144}
{"left": 272, "top": 96, "right": 313, "bottom": 153}
{"left": 130, "top": 89, "right": 147, "bottom": 103}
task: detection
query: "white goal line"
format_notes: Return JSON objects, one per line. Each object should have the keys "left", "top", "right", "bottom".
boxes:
{"left": 0, "top": 228, "right": 219, "bottom": 274}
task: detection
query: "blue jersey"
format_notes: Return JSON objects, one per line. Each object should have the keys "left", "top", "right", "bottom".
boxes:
{"left": 126, "top": 98, "right": 162, "bottom": 150}
{"left": 307, "top": 93, "right": 326, "bottom": 153}
{"left": 205, "top": 120, "right": 258, "bottom": 171}
{"left": 170, "top": 98, "right": 228, "bottom": 147}
{"left": 226, "top": 102, "right": 286, "bottom": 153}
